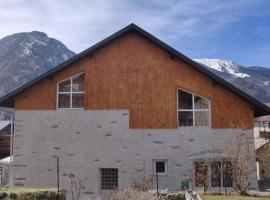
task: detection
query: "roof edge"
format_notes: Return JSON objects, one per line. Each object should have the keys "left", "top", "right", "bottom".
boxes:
{"left": 0, "top": 23, "right": 269, "bottom": 116}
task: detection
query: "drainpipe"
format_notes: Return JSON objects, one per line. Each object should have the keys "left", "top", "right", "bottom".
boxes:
{"left": 9, "top": 109, "right": 14, "bottom": 188}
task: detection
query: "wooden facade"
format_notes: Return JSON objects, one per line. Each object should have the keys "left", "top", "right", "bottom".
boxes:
{"left": 15, "top": 31, "right": 254, "bottom": 129}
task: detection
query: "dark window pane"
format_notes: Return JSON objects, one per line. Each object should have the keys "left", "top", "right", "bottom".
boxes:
{"left": 178, "top": 90, "right": 193, "bottom": 109}
{"left": 194, "top": 95, "right": 209, "bottom": 109}
{"left": 72, "top": 74, "right": 84, "bottom": 92}
{"left": 179, "top": 111, "right": 193, "bottom": 126}
{"left": 223, "top": 161, "right": 233, "bottom": 187}
{"left": 72, "top": 94, "right": 84, "bottom": 108}
{"left": 58, "top": 94, "right": 70, "bottom": 108}
{"left": 195, "top": 111, "right": 209, "bottom": 126}
{"left": 58, "top": 79, "right": 71, "bottom": 92}
{"left": 195, "top": 161, "right": 208, "bottom": 187}
{"left": 101, "top": 168, "right": 118, "bottom": 190}
{"left": 156, "top": 161, "right": 165, "bottom": 174}
{"left": 211, "top": 162, "right": 221, "bottom": 187}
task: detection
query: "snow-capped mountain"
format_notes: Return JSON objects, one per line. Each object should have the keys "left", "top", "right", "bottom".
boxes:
{"left": 194, "top": 59, "right": 250, "bottom": 78}
{"left": 0, "top": 31, "right": 75, "bottom": 97}
{"left": 195, "top": 59, "right": 270, "bottom": 103}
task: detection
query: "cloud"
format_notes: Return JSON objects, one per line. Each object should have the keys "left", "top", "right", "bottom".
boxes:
{"left": 0, "top": 0, "right": 267, "bottom": 55}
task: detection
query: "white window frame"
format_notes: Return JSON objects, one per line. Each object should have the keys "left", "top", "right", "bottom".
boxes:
{"left": 177, "top": 88, "right": 211, "bottom": 127}
{"left": 153, "top": 159, "right": 168, "bottom": 176}
{"left": 56, "top": 72, "right": 85, "bottom": 109}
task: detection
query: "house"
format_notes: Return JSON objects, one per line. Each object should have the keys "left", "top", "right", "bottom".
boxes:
{"left": 0, "top": 120, "right": 11, "bottom": 160}
{"left": 0, "top": 156, "right": 10, "bottom": 187}
{"left": 254, "top": 115, "right": 270, "bottom": 190}
{"left": 0, "top": 24, "right": 269, "bottom": 197}
{"left": 0, "top": 120, "right": 11, "bottom": 187}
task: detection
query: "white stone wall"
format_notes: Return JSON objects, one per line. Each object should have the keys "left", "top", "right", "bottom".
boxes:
{"left": 12, "top": 110, "right": 258, "bottom": 198}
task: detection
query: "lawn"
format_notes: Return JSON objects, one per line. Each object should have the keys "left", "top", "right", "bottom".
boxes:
{"left": 202, "top": 195, "right": 270, "bottom": 200}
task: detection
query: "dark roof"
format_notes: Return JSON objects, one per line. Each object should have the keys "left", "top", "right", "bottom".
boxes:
{"left": 0, "top": 23, "right": 270, "bottom": 117}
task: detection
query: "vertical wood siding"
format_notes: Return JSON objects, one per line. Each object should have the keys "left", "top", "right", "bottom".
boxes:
{"left": 15, "top": 32, "right": 254, "bottom": 128}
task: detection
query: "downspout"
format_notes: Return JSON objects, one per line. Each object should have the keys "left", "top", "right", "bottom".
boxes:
{"left": 9, "top": 109, "right": 14, "bottom": 188}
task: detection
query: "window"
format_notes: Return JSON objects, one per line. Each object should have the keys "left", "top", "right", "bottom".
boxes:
{"left": 223, "top": 161, "right": 233, "bottom": 187}
{"left": 195, "top": 160, "right": 233, "bottom": 188}
{"left": 100, "top": 168, "right": 118, "bottom": 190}
{"left": 57, "top": 73, "right": 85, "bottom": 109}
{"left": 211, "top": 161, "right": 221, "bottom": 187}
{"left": 195, "top": 161, "right": 208, "bottom": 187}
{"left": 153, "top": 160, "right": 168, "bottom": 176}
{"left": 178, "top": 89, "right": 210, "bottom": 127}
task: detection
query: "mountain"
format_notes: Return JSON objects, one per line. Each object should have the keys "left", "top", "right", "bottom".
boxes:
{"left": 0, "top": 31, "right": 75, "bottom": 98}
{"left": 194, "top": 59, "right": 270, "bottom": 103}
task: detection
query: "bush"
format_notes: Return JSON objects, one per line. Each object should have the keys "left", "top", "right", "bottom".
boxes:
{"left": 0, "top": 189, "right": 65, "bottom": 200}
{"left": 9, "top": 193, "right": 18, "bottom": 200}
{"left": 0, "top": 192, "right": 8, "bottom": 200}
{"left": 132, "top": 176, "right": 154, "bottom": 192}
{"left": 166, "top": 192, "right": 185, "bottom": 200}
{"left": 19, "top": 191, "right": 65, "bottom": 200}
{"left": 100, "top": 188, "right": 157, "bottom": 200}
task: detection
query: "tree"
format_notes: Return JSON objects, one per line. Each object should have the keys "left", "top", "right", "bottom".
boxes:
{"left": 224, "top": 132, "right": 253, "bottom": 195}
{"left": 67, "top": 173, "right": 86, "bottom": 200}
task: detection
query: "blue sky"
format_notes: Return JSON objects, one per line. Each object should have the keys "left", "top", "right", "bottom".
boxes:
{"left": 0, "top": 0, "right": 270, "bottom": 67}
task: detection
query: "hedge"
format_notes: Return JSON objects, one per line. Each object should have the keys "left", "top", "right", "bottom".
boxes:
{"left": 0, "top": 189, "right": 65, "bottom": 200}
{"left": 166, "top": 192, "right": 185, "bottom": 200}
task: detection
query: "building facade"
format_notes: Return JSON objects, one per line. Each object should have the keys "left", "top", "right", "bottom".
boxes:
{"left": 0, "top": 24, "right": 269, "bottom": 198}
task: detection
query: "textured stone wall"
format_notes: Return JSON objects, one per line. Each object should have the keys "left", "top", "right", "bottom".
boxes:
{"left": 12, "top": 110, "right": 258, "bottom": 198}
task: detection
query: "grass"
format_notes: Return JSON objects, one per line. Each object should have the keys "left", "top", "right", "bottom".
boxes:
{"left": 202, "top": 195, "right": 270, "bottom": 200}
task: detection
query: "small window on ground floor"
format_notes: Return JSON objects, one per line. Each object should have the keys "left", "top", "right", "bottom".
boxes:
{"left": 153, "top": 160, "right": 168, "bottom": 176}
{"left": 100, "top": 168, "right": 118, "bottom": 190}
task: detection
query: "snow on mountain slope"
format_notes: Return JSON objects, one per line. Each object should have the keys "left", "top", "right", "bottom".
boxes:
{"left": 194, "top": 59, "right": 250, "bottom": 78}
{"left": 194, "top": 58, "right": 270, "bottom": 103}
{"left": 0, "top": 31, "right": 75, "bottom": 97}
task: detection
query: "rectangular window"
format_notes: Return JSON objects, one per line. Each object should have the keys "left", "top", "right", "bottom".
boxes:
{"left": 223, "top": 161, "right": 233, "bottom": 187}
{"left": 178, "top": 89, "right": 210, "bottom": 127}
{"left": 195, "top": 161, "right": 208, "bottom": 187}
{"left": 195, "top": 160, "right": 233, "bottom": 188}
{"left": 211, "top": 161, "right": 221, "bottom": 187}
{"left": 57, "top": 73, "right": 85, "bottom": 109}
{"left": 100, "top": 168, "right": 118, "bottom": 190}
{"left": 153, "top": 160, "right": 168, "bottom": 176}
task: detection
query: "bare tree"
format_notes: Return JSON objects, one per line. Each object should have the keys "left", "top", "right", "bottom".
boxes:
{"left": 224, "top": 132, "right": 253, "bottom": 195}
{"left": 194, "top": 161, "right": 209, "bottom": 194}
{"left": 67, "top": 173, "right": 86, "bottom": 200}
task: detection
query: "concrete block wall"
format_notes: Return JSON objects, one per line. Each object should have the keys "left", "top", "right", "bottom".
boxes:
{"left": 12, "top": 110, "right": 258, "bottom": 198}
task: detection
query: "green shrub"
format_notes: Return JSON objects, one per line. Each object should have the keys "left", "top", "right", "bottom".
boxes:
{"left": 0, "top": 192, "right": 8, "bottom": 200}
{"left": 0, "top": 193, "right": 7, "bottom": 198}
{"left": 19, "top": 191, "right": 65, "bottom": 200}
{"left": 9, "top": 193, "right": 18, "bottom": 200}
{"left": 0, "top": 189, "right": 65, "bottom": 200}
{"left": 166, "top": 192, "right": 185, "bottom": 200}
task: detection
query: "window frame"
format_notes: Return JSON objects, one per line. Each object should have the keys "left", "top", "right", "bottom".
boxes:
{"left": 153, "top": 159, "right": 168, "bottom": 176}
{"left": 194, "top": 160, "right": 233, "bottom": 188}
{"left": 56, "top": 72, "right": 85, "bottom": 109}
{"left": 177, "top": 88, "right": 211, "bottom": 127}
{"left": 100, "top": 168, "right": 118, "bottom": 190}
